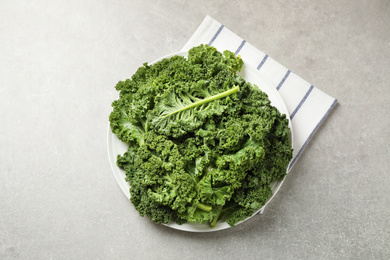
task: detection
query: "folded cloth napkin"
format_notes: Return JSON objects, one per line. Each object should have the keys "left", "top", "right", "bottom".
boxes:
{"left": 181, "top": 16, "right": 337, "bottom": 172}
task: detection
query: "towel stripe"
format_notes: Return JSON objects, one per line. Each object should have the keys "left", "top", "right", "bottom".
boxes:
{"left": 290, "top": 85, "right": 314, "bottom": 119}
{"left": 208, "top": 25, "right": 224, "bottom": 46}
{"left": 257, "top": 55, "right": 269, "bottom": 70}
{"left": 288, "top": 99, "right": 338, "bottom": 171}
{"left": 276, "top": 70, "right": 291, "bottom": 91}
{"left": 235, "top": 40, "right": 246, "bottom": 55}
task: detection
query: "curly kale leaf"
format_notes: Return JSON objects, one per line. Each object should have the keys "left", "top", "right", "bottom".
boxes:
{"left": 109, "top": 99, "right": 146, "bottom": 145}
{"left": 149, "top": 83, "right": 239, "bottom": 137}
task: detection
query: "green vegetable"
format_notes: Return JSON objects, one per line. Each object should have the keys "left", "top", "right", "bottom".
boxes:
{"left": 109, "top": 44, "right": 293, "bottom": 227}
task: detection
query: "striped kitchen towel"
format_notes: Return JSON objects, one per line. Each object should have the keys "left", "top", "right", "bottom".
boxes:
{"left": 181, "top": 15, "right": 338, "bottom": 172}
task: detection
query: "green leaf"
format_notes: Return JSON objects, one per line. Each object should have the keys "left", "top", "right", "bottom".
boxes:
{"left": 109, "top": 104, "right": 145, "bottom": 145}
{"left": 149, "top": 84, "right": 239, "bottom": 136}
{"left": 198, "top": 173, "right": 234, "bottom": 206}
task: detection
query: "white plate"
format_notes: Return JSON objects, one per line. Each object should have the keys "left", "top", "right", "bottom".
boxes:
{"left": 107, "top": 51, "right": 294, "bottom": 232}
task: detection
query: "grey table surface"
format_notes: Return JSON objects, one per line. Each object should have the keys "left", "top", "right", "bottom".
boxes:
{"left": 1, "top": 1, "right": 389, "bottom": 259}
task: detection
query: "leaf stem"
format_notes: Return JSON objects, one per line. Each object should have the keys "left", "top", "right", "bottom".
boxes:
{"left": 210, "top": 206, "right": 223, "bottom": 228}
{"left": 196, "top": 203, "right": 212, "bottom": 212}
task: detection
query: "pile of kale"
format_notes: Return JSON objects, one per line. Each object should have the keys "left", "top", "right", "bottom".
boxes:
{"left": 109, "top": 44, "right": 293, "bottom": 227}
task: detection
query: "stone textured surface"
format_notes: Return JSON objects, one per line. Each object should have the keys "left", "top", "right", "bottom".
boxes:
{"left": 1, "top": 1, "right": 389, "bottom": 259}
